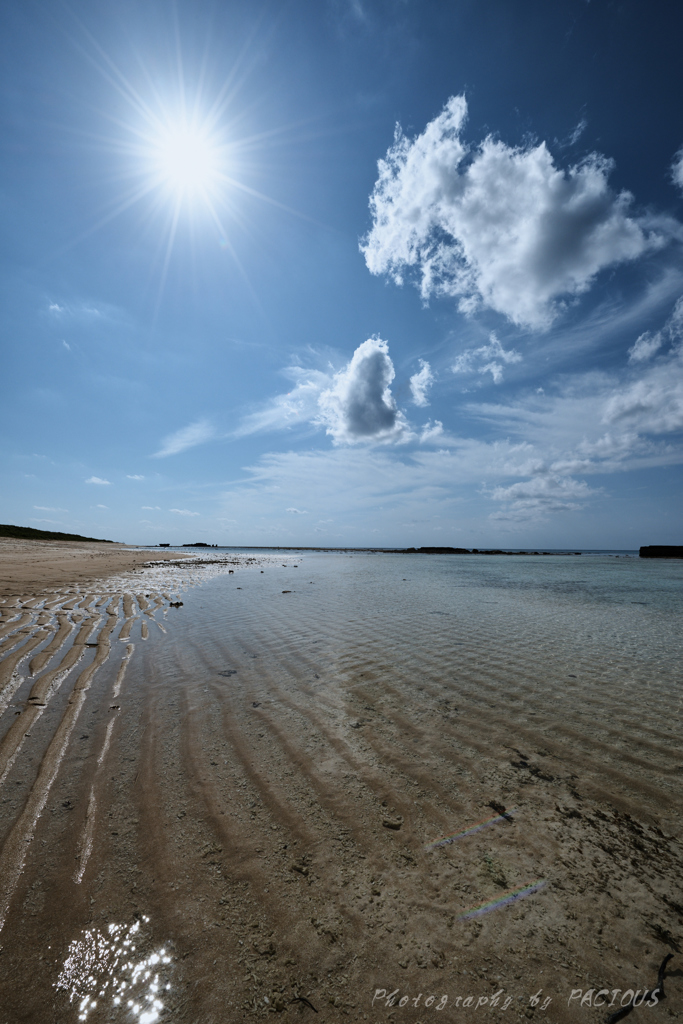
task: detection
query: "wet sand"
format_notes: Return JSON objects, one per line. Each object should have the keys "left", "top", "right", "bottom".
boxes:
{"left": 0, "top": 537, "right": 194, "bottom": 598}
{"left": 0, "top": 552, "right": 681, "bottom": 1024}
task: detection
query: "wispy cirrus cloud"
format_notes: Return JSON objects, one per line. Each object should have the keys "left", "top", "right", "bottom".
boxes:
{"left": 169, "top": 508, "right": 200, "bottom": 516}
{"left": 48, "top": 301, "right": 102, "bottom": 319}
{"left": 232, "top": 368, "right": 329, "bottom": 438}
{"left": 628, "top": 331, "right": 663, "bottom": 363}
{"left": 153, "top": 420, "right": 215, "bottom": 458}
{"left": 488, "top": 475, "right": 595, "bottom": 522}
{"left": 672, "top": 146, "right": 683, "bottom": 193}
{"left": 452, "top": 333, "right": 522, "bottom": 384}
{"left": 86, "top": 476, "right": 111, "bottom": 485}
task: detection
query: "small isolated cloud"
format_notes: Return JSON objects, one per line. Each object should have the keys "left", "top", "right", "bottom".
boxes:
{"left": 48, "top": 301, "right": 101, "bottom": 319}
{"left": 452, "top": 333, "right": 522, "bottom": 384}
{"left": 169, "top": 508, "right": 200, "bottom": 516}
{"left": 34, "top": 505, "right": 68, "bottom": 512}
{"left": 153, "top": 419, "right": 215, "bottom": 458}
{"left": 672, "top": 147, "right": 683, "bottom": 192}
{"left": 362, "top": 96, "right": 667, "bottom": 329}
{"left": 286, "top": 507, "right": 308, "bottom": 514}
{"left": 409, "top": 359, "right": 435, "bottom": 406}
{"left": 94, "top": 504, "right": 108, "bottom": 509}
{"left": 31, "top": 517, "right": 60, "bottom": 524}
{"left": 126, "top": 474, "right": 145, "bottom": 480}
{"left": 142, "top": 506, "right": 161, "bottom": 510}
{"left": 62, "top": 340, "right": 71, "bottom": 351}
{"left": 567, "top": 118, "right": 587, "bottom": 147}
{"left": 86, "top": 476, "right": 111, "bottom": 485}
{"left": 317, "top": 337, "right": 410, "bottom": 444}
{"left": 420, "top": 419, "right": 444, "bottom": 443}
{"left": 489, "top": 474, "right": 593, "bottom": 522}
{"left": 628, "top": 331, "right": 663, "bottom": 363}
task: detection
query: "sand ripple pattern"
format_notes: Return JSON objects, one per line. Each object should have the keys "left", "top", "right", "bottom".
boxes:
{"left": 0, "top": 552, "right": 681, "bottom": 1023}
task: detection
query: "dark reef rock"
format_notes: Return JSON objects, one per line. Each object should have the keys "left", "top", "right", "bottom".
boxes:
{"left": 640, "top": 546, "right": 683, "bottom": 559}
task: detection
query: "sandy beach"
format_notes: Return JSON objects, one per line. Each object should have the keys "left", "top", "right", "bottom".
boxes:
{"left": 0, "top": 544, "right": 680, "bottom": 1024}
{"left": 0, "top": 537, "right": 194, "bottom": 598}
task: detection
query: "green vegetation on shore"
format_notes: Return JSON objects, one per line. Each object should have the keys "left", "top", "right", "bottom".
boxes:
{"left": 0, "top": 524, "right": 114, "bottom": 544}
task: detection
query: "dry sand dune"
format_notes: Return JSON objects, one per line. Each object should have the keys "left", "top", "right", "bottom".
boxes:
{"left": 0, "top": 544, "right": 681, "bottom": 1023}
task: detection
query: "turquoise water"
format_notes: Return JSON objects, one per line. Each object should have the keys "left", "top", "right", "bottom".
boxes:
{"left": 159, "top": 548, "right": 683, "bottom": 707}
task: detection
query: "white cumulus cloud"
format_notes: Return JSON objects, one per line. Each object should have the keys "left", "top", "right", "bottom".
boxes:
{"left": 153, "top": 420, "right": 215, "bottom": 458}
{"left": 286, "top": 507, "right": 308, "bottom": 514}
{"left": 126, "top": 474, "right": 145, "bottom": 480}
{"left": 86, "top": 476, "right": 111, "bottom": 485}
{"left": 316, "top": 337, "right": 410, "bottom": 444}
{"left": 409, "top": 359, "right": 435, "bottom": 406}
{"left": 362, "top": 95, "right": 666, "bottom": 329}
{"left": 452, "top": 333, "right": 522, "bottom": 384}
{"left": 169, "top": 508, "right": 200, "bottom": 516}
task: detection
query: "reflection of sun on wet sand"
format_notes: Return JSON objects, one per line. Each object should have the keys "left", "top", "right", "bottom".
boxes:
{"left": 0, "top": 547, "right": 681, "bottom": 1023}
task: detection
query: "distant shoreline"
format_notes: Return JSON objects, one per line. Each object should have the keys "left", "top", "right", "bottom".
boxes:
{"left": 145, "top": 544, "right": 640, "bottom": 556}
{"left": 0, "top": 523, "right": 114, "bottom": 544}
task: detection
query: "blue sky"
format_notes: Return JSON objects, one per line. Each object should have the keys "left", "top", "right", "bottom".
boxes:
{"left": 1, "top": 0, "right": 682, "bottom": 548}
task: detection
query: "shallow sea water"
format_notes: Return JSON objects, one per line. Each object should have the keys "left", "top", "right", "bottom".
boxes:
{"left": 0, "top": 551, "right": 681, "bottom": 1023}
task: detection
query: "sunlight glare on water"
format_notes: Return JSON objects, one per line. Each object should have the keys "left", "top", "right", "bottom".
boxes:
{"left": 56, "top": 917, "right": 172, "bottom": 1023}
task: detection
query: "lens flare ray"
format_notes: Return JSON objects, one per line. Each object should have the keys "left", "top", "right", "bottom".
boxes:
{"left": 459, "top": 880, "right": 547, "bottom": 920}
{"left": 425, "top": 808, "right": 517, "bottom": 851}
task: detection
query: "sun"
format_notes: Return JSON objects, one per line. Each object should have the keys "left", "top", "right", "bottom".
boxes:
{"left": 67, "top": 27, "right": 309, "bottom": 304}
{"left": 147, "top": 121, "right": 225, "bottom": 201}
